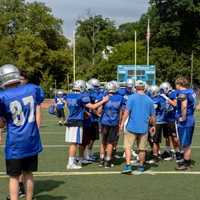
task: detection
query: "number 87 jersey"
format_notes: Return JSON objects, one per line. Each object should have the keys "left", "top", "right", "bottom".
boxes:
{"left": 0, "top": 83, "right": 45, "bottom": 160}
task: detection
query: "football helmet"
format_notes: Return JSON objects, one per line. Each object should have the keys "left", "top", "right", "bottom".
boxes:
{"left": 149, "top": 85, "right": 159, "bottom": 97}
{"left": 160, "top": 82, "right": 172, "bottom": 94}
{"left": 73, "top": 80, "right": 86, "bottom": 92}
{"left": 0, "top": 64, "right": 21, "bottom": 87}
{"left": 126, "top": 79, "right": 134, "bottom": 88}
{"left": 105, "top": 81, "right": 117, "bottom": 93}
{"left": 88, "top": 78, "right": 100, "bottom": 87}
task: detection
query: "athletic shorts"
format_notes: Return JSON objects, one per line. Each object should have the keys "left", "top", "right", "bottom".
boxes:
{"left": 178, "top": 126, "right": 194, "bottom": 147}
{"left": 150, "top": 124, "right": 167, "bottom": 144}
{"left": 90, "top": 122, "right": 99, "bottom": 141}
{"left": 65, "top": 126, "right": 83, "bottom": 144}
{"left": 166, "top": 122, "right": 177, "bottom": 137}
{"left": 56, "top": 108, "right": 65, "bottom": 118}
{"left": 101, "top": 125, "right": 118, "bottom": 144}
{"left": 6, "top": 155, "right": 38, "bottom": 177}
{"left": 124, "top": 132, "right": 148, "bottom": 151}
{"left": 82, "top": 126, "right": 92, "bottom": 146}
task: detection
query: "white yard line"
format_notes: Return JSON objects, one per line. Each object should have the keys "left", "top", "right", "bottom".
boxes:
{"left": 1, "top": 171, "right": 200, "bottom": 178}
{"left": 1, "top": 145, "right": 200, "bottom": 148}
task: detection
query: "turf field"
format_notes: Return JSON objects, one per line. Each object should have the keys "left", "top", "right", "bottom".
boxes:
{"left": 1, "top": 110, "right": 200, "bottom": 200}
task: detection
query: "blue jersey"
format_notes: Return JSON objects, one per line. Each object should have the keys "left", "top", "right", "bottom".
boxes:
{"left": 101, "top": 94, "right": 124, "bottom": 126}
{"left": 165, "top": 90, "right": 177, "bottom": 123}
{"left": 0, "top": 84, "right": 44, "bottom": 160}
{"left": 118, "top": 87, "right": 133, "bottom": 108}
{"left": 65, "top": 92, "right": 90, "bottom": 125}
{"left": 54, "top": 96, "right": 65, "bottom": 110}
{"left": 176, "top": 89, "right": 196, "bottom": 127}
{"left": 151, "top": 95, "right": 166, "bottom": 124}
{"left": 89, "top": 88, "right": 104, "bottom": 122}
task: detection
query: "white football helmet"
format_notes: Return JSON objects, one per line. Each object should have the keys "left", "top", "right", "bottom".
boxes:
{"left": 88, "top": 78, "right": 100, "bottom": 87}
{"left": 126, "top": 79, "right": 134, "bottom": 88}
{"left": 73, "top": 80, "right": 86, "bottom": 92}
{"left": 149, "top": 85, "right": 159, "bottom": 97}
{"left": 160, "top": 82, "right": 172, "bottom": 94}
{"left": 110, "top": 80, "right": 119, "bottom": 89}
{"left": 105, "top": 81, "right": 117, "bottom": 93}
{"left": 0, "top": 64, "right": 21, "bottom": 87}
{"left": 57, "top": 90, "right": 64, "bottom": 96}
{"left": 86, "top": 82, "right": 94, "bottom": 91}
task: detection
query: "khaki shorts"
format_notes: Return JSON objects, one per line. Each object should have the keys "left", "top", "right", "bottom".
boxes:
{"left": 124, "top": 132, "right": 148, "bottom": 151}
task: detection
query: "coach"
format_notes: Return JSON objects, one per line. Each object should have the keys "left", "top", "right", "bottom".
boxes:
{"left": 120, "top": 80, "right": 156, "bottom": 174}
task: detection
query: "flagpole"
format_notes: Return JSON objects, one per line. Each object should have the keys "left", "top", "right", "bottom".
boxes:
{"left": 147, "top": 18, "right": 150, "bottom": 66}
{"left": 73, "top": 30, "right": 76, "bottom": 82}
{"left": 134, "top": 30, "right": 137, "bottom": 82}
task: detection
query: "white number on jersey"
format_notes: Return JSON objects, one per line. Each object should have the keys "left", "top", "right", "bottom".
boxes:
{"left": 9, "top": 96, "right": 35, "bottom": 126}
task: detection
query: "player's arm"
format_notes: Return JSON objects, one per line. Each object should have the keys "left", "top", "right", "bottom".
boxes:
{"left": 178, "top": 94, "right": 187, "bottom": 122}
{"left": 160, "top": 94, "right": 177, "bottom": 106}
{"left": 119, "top": 109, "right": 129, "bottom": 131}
{"left": 85, "top": 96, "right": 109, "bottom": 110}
{"left": 36, "top": 105, "right": 42, "bottom": 129}
{"left": 0, "top": 129, "right": 3, "bottom": 145}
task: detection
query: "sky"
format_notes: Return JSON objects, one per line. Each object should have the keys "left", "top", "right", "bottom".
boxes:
{"left": 26, "top": 0, "right": 149, "bottom": 39}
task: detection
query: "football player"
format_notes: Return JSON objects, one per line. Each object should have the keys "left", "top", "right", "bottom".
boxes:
{"left": 98, "top": 81, "right": 124, "bottom": 168}
{"left": 54, "top": 90, "right": 65, "bottom": 125}
{"left": 175, "top": 77, "right": 196, "bottom": 170}
{"left": 148, "top": 85, "right": 166, "bottom": 163}
{"left": 64, "top": 80, "right": 108, "bottom": 169}
{"left": 160, "top": 82, "right": 182, "bottom": 161}
{"left": 0, "top": 64, "right": 44, "bottom": 200}
{"left": 87, "top": 78, "right": 104, "bottom": 160}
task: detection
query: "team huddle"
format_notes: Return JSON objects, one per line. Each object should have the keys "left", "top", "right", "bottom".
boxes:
{"left": 0, "top": 63, "right": 196, "bottom": 200}
{"left": 53, "top": 77, "right": 196, "bottom": 173}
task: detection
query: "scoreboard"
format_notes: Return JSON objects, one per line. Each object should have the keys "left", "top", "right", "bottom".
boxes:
{"left": 117, "top": 65, "right": 156, "bottom": 85}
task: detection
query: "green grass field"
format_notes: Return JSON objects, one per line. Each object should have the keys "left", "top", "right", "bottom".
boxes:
{"left": 1, "top": 110, "right": 200, "bottom": 200}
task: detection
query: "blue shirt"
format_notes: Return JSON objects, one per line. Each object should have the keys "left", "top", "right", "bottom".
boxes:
{"left": 65, "top": 92, "right": 90, "bottom": 124}
{"left": 176, "top": 89, "right": 196, "bottom": 127}
{"left": 126, "top": 93, "right": 155, "bottom": 134}
{"left": 151, "top": 95, "right": 166, "bottom": 124}
{"left": 54, "top": 96, "right": 65, "bottom": 110}
{"left": 101, "top": 93, "right": 124, "bottom": 126}
{"left": 0, "top": 84, "right": 44, "bottom": 159}
{"left": 165, "top": 90, "right": 177, "bottom": 123}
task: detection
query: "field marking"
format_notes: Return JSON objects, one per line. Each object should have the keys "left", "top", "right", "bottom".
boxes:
{"left": 1, "top": 171, "right": 200, "bottom": 178}
{"left": 1, "top": 145, "right": 200, "bottom": 148}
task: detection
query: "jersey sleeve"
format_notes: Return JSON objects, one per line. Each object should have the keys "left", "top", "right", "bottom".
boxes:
{"left": 149, "top": 100, "right": 156, "bottom": 116}
{"left": 36, "top": 86, "right": 45, "bottom": 105}
{"left": 0, "top": 96, "right": 6, "bottom": 118}
{"left": 81, "top": 94, "right": 91, "bottom": 105}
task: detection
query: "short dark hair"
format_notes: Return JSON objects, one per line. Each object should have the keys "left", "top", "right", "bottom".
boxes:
{"left": 175, "top": 77, "right": 189, "bottom": 88}
{"left": 20, "top": 70, "right": 28, "bottom": 80}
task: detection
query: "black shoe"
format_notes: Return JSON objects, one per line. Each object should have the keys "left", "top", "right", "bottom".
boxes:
{"left": 161, "top": 151, "right": 173, "bottom": 161}
{"left": 19, "top": 187, "right": 26, "bottom": 198}
{"left": 175, "top": 164, "right": 188, "bottom": 171}
{"left": 176, "top": 152, "right": 184, "bottom": 163}
{"left": 104, "top": 160, "right": 114, "bottom": 168}
{"left": 98, "top": 159, "right": 104, "bottom": 167}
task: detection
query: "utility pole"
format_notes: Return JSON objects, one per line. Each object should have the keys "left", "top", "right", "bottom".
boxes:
{"left": 134, "top": 31, "right": 137, "bottom": 82}
{"left": 73, "top": 30, "right": 76, "bottom": 82}
{"left": 191, "top": 51, "right": 194, "bottom": 88}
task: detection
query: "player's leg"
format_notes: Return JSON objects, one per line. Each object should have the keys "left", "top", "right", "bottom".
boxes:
{"left": 9, "top": 176, "right": 20, "bottom": 200}
{"left": 23, "top": 172, "right": 34, "bottom": 200}
{"left": 137, "top": 134, "right": 148, "bottom": 172}
{"left": 168, "top": 122, "right": 182, "bottom": 162}
{"left": 122, "top": 133, "right": 135, "bottom": 174}
{"left": 161, "top": 124, "right": 173, "bottom": 160}
{"left": 65, "top": 127, "right": 82, "bottom": 169}
{"left": 56, "top": 108, "right": 62, "bottom": 125}
{"left": 18, "top": 175, "right": 25, "bottom": 198}
{"left": 148, "top": 124, "right": 162, "bottom": 163}
{"left": 99, "top": 129, "right": 107, "bottom": 166}
{"left": 6, "top": 159, "right": 22, "bottom": 200}
{"left": 176, "top": 126, "right": 194, "bottom": 170}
